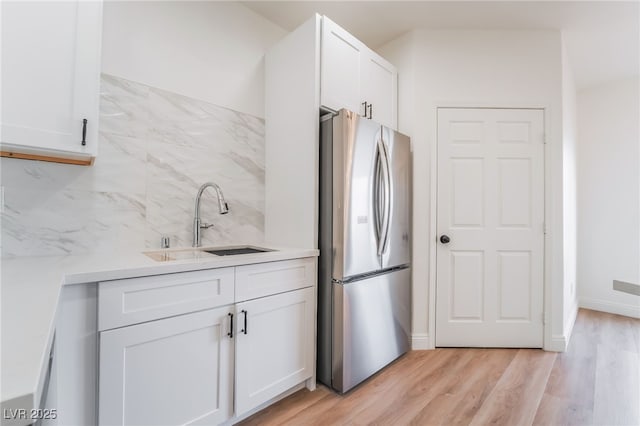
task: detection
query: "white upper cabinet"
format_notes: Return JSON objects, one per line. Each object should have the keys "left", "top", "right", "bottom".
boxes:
{"left": 361, "top": 53, "right": 398, "bottom": 130}
{"left": 1, "top": 0, "right": 103, "bottom": 164}
{"left": 320, "top": 16, "right": 398, "bottom": 129}
{"left": 321, "top": 18, "right": 365, "bottom": 116}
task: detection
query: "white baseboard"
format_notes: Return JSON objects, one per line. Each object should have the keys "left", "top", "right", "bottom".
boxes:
{"left": 548, "top": 334, "right": 568, "bottom": 352}
{"left": 546, "top": 301, "right": 579, "bottom": 352}
{"left": 564, "top": 300, "right": 579, "bottom": 344}
{"left": 579, "top": 297, "right": 640, "bottom": 319}
{"left": 411, "top": 333, "right": 431, "bottom": 350}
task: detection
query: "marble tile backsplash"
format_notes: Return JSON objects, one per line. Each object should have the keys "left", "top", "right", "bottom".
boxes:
{"left": 1, "top": 74, "right": 265, "bottom": 257}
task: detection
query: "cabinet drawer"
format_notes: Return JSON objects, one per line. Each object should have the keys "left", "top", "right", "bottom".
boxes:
{"left": 236, "top": 258, "right": 316, "bottom": 302}
{"left": 98, "top": 268, "right": 234, "bottom": 331}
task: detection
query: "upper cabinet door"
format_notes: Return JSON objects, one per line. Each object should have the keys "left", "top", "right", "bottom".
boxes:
{"left": 1, "top": 1, "right": 103, "bottom": 161}
{"left": 320, "top": 17, "right": 365, "bottom": 116}
{"left": 361, "top": 52, "right": 398, "bottom": 130}
{"left": 320, "top": 16, "right": 398, "bottom": 130}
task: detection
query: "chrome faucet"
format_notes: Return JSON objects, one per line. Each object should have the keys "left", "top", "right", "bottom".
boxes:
{"left": 193, "top": 182, "right": 229, "bottom": 247}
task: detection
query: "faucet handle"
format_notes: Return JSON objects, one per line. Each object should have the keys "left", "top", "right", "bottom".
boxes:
{"left": 200, "top": 222, "right": 214, "bottom": 229}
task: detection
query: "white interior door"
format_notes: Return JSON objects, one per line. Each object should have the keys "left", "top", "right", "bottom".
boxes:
{"left": 436, "top": 108, "right": 544, "bottom": 347}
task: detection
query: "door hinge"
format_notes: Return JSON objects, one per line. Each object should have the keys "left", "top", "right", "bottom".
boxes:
{"left": 543, "top": 222, "right": 547, "bottom": 235}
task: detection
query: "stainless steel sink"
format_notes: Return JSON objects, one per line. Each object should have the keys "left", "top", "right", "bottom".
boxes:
{"left": 201, "top": 246, "right": 273, "bottom": 256}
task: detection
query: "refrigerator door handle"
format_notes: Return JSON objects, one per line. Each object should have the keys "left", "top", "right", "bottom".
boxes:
{"left": 377, "top": 137, "right": 391, "bottom": 255}
{"left": 381, "top": 137, "right": 392, "bottom": 254}
{"left": 373, "top": 140, "right": 383, "bottom": 255}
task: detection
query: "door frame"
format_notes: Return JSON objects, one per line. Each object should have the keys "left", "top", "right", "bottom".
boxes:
{"left": 427, "top": 102, "right": 558, "bottom": 351}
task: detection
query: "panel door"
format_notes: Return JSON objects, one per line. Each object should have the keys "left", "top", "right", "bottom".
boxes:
{"left": 235, "top": 287, "right": 315, "bottom": 416}
{"left": 436, "top": 108, "right": 544, "bottom": 347}
{"left": 99, "top": 307, "right": 234, "bottom": 426}
{"left": 320, "top": 16, "right": 365, "bottom": 116}
{"left": 361, "top": 52, "right": 398, "bottom": 130}
{"left": 1, "top": 1, "right": 102, "bottom": 156}
{"left": 381, "top": 127, "right": 412, "bottom": 269}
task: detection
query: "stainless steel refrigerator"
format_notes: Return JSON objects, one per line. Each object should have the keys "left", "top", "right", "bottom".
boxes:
{"left": 318, "top": 109, "right": 412, "bottom": 393}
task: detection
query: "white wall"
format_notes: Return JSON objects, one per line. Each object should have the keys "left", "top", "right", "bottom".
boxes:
{"left": 101, "top": 1, "right": 286, "bottom": 118}
{"left": 561, "top": 38, "right": 579, "bottom": 336}
{"left": 577, "top": 77, "right": 640, "bottom": 318}
{"left": 378, "top": 29, "right": 569, "bottom": 350}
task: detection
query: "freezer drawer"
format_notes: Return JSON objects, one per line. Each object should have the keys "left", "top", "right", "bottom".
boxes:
{"left": 331, "top": 267, "right": 411, "bottom": 393}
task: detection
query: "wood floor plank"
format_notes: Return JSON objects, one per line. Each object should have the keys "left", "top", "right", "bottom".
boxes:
{"left": 239, "top": 309, "right": 640, "bottom": 426}
{"left": 533, "top": 310, "right": 598, "bottom": 426}
{"left": 412, "top": 349, "right": 517, "bottom": 425}
{"left": 468, "top": 349, "right": 556, "bottom": 426}
{"left": 592, "top": 345, "right": 640, "bottom": 425}
{"left": 239, "top": 387, "right": 333, "bottom": 426}
{"left": 351, "top": 349, "right": 479, "bottom": 424}
{"left": 321, "top": 349, "right": 469, "bottom": 425}
{"left": 303, "top": 351, "right": 438, "bottom": 426}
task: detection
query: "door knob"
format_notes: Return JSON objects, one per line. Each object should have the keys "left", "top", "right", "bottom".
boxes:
{"left": 440, "top": 235, "right": 450, "bottom": 244}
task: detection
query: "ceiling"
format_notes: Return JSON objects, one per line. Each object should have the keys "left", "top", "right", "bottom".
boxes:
{"left": 242, "top": 1, "right": 640, "bottom": 90}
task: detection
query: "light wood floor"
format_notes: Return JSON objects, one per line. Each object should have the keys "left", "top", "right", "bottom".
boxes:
{"left": 240, "top": 309, "right": 640, "bottom": 425}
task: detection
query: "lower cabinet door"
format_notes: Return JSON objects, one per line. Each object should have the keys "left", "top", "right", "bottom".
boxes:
{"left": 99, "top": 306, "right": 234, "bottom": 426}
{"left": 235, "top": 287, "right": 315, "bottom": 416}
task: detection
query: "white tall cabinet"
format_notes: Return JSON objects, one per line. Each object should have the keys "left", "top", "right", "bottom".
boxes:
{"left": 0, "top": 0, "right": 102, "bottom": 164}
{"left": 265, "top": 15, "right": 398, "bottom": 249}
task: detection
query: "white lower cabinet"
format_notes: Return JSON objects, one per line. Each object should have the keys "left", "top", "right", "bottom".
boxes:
{"left": 97, "top": 258, "right": 317, "bottom": 425}
{"left": 235, "top": 287, "right": 316, "bottom": 416}
{"left": 99, "top": 306, "right": 234, "bottom": 426}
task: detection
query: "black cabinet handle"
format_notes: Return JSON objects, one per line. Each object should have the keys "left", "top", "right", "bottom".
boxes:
{"left": 227, "top": 313, "right": 234, "bottom": 338}
{"left": 368, "top": 104, "right": 373, "bottom": 119}
{"left": 440, "top": 235, "right": 451, "bottom": 244}
{"left": 81, "top": 119, "right": 87, "bottom": 146}
{"left": 361, "top": 101, "right": 369, "bottom": 118}
{"left": 241, "top": 310, "right": 248, "bottom": 335}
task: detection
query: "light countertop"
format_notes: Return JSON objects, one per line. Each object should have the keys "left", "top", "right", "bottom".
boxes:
{"left": 0, "top": 245, "right": 318, "bottom": 411}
